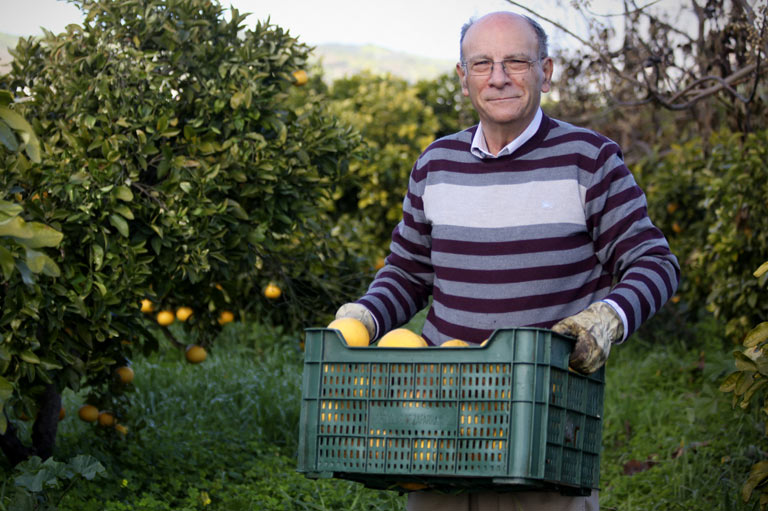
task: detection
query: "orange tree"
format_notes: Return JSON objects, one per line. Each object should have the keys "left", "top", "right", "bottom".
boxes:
{"left": 0, "top": 0, "right": 366, "bottom": 465}
{"left": 326, "top": 72, "right": 439, "bottom": 253}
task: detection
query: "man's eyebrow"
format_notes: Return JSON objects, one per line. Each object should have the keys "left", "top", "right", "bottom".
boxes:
{"left": 466, "top": 52, "right": 534, "bottom": 61}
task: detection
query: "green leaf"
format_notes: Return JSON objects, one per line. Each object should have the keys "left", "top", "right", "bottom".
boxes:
{"left": 19, "top": 350, "right": 40, "bottom": 364}
{"left": 25, "top": 249, "right": 46, "bottom": 273}
{"left": 67, "top": 455, "right": 106, "bottom": 481}
{"left": 745, "top": 323, "right": 768, "bottom": 348}
{"left": 743, "top": 460, "right": 768, "bottom": 502}
{"left": 16, "top": 222, "right": 63, "bottom": 249}
{"left": 0, "top": 90, "right": 12, "bottom": 106}
{"left": 0, "top": 376, "right": 13, "bottom": 404}
{"left": 0, "top": 200, "right": 23, "bottom": 220}
{"left": 113, "top": 204, "right": 134, "bottom": 220}
{"left": 114, "top": 185, "right": 134, "bottom": 202}
{"left": 754, "top": 261, "right": 768, "bottom": 279}
{"left": 720, "top": 371, "right": 741, "bottom": 393}
{"left": 0, "top": 106, "right": 41, "bottom": 163}
{"left": 0, "top": 245, "right": 15, "bottom": 280}
{"left": 109, "top": 214, "right": 129, "bottom": 237}
{"left": 0, "top": 119, "right": 19, "bottom": 152}
{"left": 0, "top": 412, "right": 6, "bottom": 435}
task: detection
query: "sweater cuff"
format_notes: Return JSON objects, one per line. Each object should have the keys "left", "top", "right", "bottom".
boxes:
{"left": 602, "top": 299, "right": 628, "bottom": 343}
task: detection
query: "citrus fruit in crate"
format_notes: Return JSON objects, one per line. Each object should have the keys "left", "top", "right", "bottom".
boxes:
{"left": 441, "top": 339, "right": 469, "bottom": 347}
{"left": 327, "top": 317, "right": 370, "bottom": 347}
{"left": 377, "top": 328, "right": 427, "bottom": 347}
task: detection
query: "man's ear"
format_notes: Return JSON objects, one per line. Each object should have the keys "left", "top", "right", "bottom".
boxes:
{"left": 541, "top": 57, "right": 554, "bottom": 93}
{"left": 456, "top": 62, "right": 469, "bottom": 97}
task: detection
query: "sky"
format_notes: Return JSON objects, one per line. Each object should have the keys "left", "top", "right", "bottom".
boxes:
{"left": 0, "top": 0, "right": 599, "bottom": 61}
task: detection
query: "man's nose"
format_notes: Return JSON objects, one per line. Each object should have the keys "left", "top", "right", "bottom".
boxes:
{"left": 488, "top": 62, "right": 511, "bottom": 87}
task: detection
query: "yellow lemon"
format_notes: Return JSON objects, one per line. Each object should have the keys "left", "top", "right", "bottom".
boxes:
{"left": 441, "top": 339, "right": 469, "bottom": 347}
{"left": 176, "top": 306, "right": 193, "bottom": 322}
{"left": 156, "top": 310, "right": 174, "bottom": 326}
{"left": 378, "top": 329, "right": 427, "bottom": 348}
{"left": 185, "top": 344, "right": 208, "bottom": 364}
{"left": 328, "top": 317, "right": 370, "bottom": 347}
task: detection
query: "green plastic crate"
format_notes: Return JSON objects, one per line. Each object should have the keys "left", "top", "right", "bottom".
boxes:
{"left": 297, "top": 327, "right": 604, "bottom": 496}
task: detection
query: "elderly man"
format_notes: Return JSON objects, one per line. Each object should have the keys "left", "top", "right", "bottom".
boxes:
{"left": 336, "top": 11, "right": 680, "bottom": 510}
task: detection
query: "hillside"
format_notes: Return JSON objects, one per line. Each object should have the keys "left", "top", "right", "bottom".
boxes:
{"left": 311, "top": 43, "right": 455, "bottom": 82}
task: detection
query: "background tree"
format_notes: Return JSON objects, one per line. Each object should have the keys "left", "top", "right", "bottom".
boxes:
{"left": 0, "top": 0, "right": 366, "bottom": 466}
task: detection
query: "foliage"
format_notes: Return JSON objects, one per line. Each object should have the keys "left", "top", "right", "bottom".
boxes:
{"left": 637, "top": 129, "right": 768, "bottom": 340}
{"left": 326, "top": 72, "right": 439, "bottom": 252}
{"left": 601, "top": 325, "right": 763, "bottom": 510}
{"left": 0, "top": 0, "right": 367, "bottom": 465}
{"left": 42, "top": 323, "right": 403, "bottom": 511}
{"left": 414, "top": 72, "right": 477, "bottom": 140}
{"left": 3, "top": 454, "right": 105, "bottom": 511}
{"left": 721, "top": 261, "right": 768, "bottom": 508}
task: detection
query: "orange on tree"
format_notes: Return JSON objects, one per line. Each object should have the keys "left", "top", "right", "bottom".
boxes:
{"left": 374, "top": 257, "right": 386, "bottom": 270}
{"left": 59, "top": 407, "right": 66, "bottom": 421}
{"left": 218, "top": 310, "right": 234, "bottom": 325}
{"left": 292, "top": 69, "right": 308, "bottom": 86}
{"left": 140, "top": 299, "right": 154, "bottom": 313}
{"left": 98, "top": 411, "right": 116, "bottom": 427}
{"left": 176, "top": 306, "right": 193, "bottom": 322}
{"left": 78, "top": 404, "right": 99, "bottom": 423}
{"left": 264, "top": 283, "right": 282, "bottom": 299}
{"left": 156, "top": 310, "right": 175, "bottom": 326}
{"left": 185, "top": 344, "right": 207, "bottom": 364}
{"left": 377, "top": 329, "right": 427, "bottom": 348}
{"left": 115, "top": 366, "right": 135, "bottom": 384}
{"left": 327, "top": 317, "right": 370, "bottom": 347}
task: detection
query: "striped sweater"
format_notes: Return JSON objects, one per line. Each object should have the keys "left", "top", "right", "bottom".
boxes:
{"left": 357, "top": 114, "right": 680, "bottom": 346}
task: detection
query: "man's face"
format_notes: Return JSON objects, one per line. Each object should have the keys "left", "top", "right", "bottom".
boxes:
{"left": 456, "top": 14, "right": 553, "bottom": 137}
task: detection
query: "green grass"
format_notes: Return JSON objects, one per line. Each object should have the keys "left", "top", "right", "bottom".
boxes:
{"left": 1, "top": 318, "right": 764, "bottom": 510}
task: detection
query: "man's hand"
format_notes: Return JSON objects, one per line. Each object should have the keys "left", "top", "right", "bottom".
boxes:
{"left": 551, "top": 301, "right": 624, "bottom": 374}
{"left": 335, "top": 303, "right": 376, "bottom": 340}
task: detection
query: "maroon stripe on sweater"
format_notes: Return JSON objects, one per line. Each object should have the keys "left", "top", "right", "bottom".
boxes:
{"left": 401, "top": 210, "right": 431, "bottom": 237}
{"left": 593, "top": 206, "right": 653, "bottom": 252}
{"left": 622, "top": 270, "right": 662, "bottom": 310}
{"left": 432, "top": 274, "right": 613, "bottom": 314}
{"left": 433, "top": 234, "right": 592, "bottom": 256}
{"left": 609, "top": 293, "right": 637, "bottom": 334}
{"left": 629, "top": 258, "right": 677, "bottom": 298}
{"left": 433, "top": 255, "right": 599, "bottom": 284}
{"left": 585, "top": 164, "right": 631, "bottom": 203}
{"left": 599, "top": 227, "right": 666, "bottom": 274}
{"left": 424, "top": 309, "right": 493, "bottom": 345}
{"left": 614, "top": 280, "right": 651, "bottom": 328}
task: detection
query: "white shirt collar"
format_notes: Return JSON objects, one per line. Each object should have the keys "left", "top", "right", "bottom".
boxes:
{"left": 470, "top": 108, "right": 543, "bottom": 159}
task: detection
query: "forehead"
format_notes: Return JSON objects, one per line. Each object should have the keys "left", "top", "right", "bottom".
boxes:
{"left": 462, "top": 14, "right": 539, "bottom": 58}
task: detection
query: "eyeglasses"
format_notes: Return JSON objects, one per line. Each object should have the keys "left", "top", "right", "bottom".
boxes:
{"left": 463, "top": 58, "right": 539, "bottom": 76}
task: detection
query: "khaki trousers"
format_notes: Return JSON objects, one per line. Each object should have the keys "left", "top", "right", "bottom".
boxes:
{"left": 406, "top": 490, "right": 599, "bottom": 511}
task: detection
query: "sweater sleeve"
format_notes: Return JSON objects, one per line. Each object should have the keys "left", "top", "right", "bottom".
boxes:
{"left": 356, "top": 162, "right": 434, "bottom": 340}
{"left": 585, "top": 141, "right": 681, "bottom": 338}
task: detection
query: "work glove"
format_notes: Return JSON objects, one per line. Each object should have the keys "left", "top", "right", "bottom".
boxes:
{"left": 551, "top": 301, "right": 624, "bottom": 374}
{"left": 335, "top": 303, "right": 377, "bottom": 340}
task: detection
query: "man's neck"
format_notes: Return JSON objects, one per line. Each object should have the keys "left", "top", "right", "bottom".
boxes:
{"left": 482, "top": 115, "right": 536, "bottom": 156}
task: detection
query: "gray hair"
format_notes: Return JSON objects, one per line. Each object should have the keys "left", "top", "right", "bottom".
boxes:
{"left": 459, "top": 13, "right": 549, "bottom": 63}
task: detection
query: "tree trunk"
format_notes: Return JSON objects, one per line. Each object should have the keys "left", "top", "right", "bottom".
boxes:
{"left": 0, "top": 384, "right": 61, "bottom": 467}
